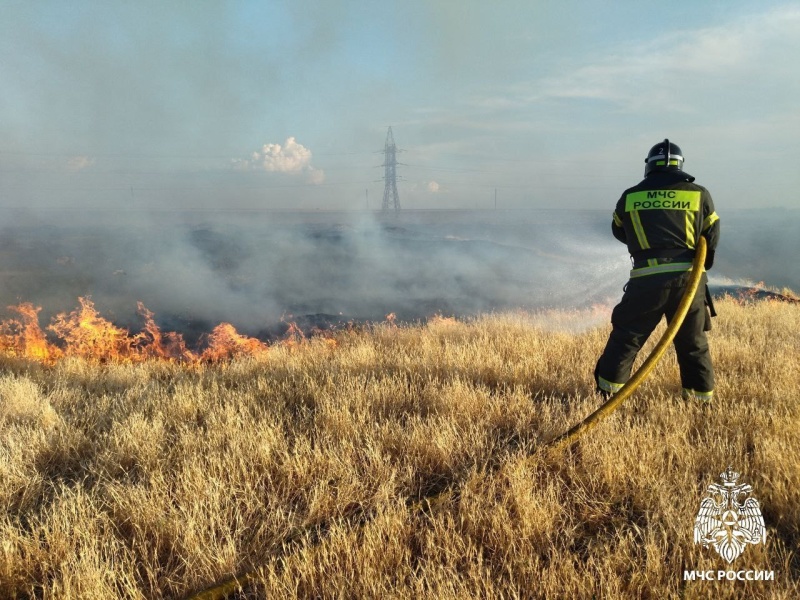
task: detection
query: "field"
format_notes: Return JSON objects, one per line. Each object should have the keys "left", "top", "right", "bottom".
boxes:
{"left": 1, "top": 296, "right": 798, "bottom": 599}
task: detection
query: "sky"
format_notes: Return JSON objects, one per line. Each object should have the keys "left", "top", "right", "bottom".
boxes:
{"left": 2, "top": 0, "right": 799, "bottom": 213}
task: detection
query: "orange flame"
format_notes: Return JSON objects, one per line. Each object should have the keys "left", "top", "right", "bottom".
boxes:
{"left": 199, "top": 322, "right": 269, "bottom": 362}
{"left": 0, "top": 297, "right": 291, "bottom": 365}
{"left": 0, "top": 303, "right": 61, "bottom": 361}
{"left": 48, "top": 297, "right": 135, "bottom": 361}
{"left": 133, "top": 302, "right": 196, "bottom": 362}
{"left": 279, "top": 321, "right": 306, "bottom": 351}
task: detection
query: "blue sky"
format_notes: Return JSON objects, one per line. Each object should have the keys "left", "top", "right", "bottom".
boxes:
{"left": 2, "top": 0, "right": 799, "bottom": 212}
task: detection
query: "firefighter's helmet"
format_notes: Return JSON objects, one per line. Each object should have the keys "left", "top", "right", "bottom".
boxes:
{"left": 644, "top": 139, "right": 684, "bottom": 176}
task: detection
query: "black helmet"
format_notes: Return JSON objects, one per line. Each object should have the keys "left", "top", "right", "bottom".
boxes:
{"left": 644, "top": 138, "right": 684, "bottom": 176}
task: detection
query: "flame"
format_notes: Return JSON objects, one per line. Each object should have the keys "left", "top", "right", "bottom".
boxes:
{"left": 48, "top": 297, "right": 136, "bottom": 361}
{"left": 279, "top": 321, "right": 306, "bottom": 351}
{"left": 0, "top": 297, "right": 303, "bottom": 365}
{"left": 744, "top": 281, "right": 766, "bottom": 299}
{"left": 0, "top": 303, "right": 61, "bottom": 361}
{"left": 133, "top": 302, "right": 196, "bottom": 362}
{"left": 200, "top": 323, "right": 269, "bottom": 362}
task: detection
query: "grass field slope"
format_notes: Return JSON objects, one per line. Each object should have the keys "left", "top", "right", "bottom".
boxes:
{"left": 1, "top": 297, "right": 798, "bottom": 599}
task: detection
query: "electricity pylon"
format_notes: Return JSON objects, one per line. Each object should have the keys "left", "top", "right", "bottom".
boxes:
{"left": 381, "top": 126, "right": 401, "bottom": 212}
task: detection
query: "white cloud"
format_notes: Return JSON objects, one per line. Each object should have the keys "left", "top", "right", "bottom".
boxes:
{"left": 257, "top": 137, "right": 311, "bottom": 173}
{"left": 537, "top": 6, "right": 800, "bottom": 111}
{"left": 307, "top": 166, "right": 325, "bottom": 185}
{"left": 233, "top": 137, "right": 325, "bottom": 183}
{"left": 67, "top": 155, "right": 95, "bottom": 171}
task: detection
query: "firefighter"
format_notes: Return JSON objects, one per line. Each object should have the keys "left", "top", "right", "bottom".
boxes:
{"left": 594, "top": 139, "right": 720, "bottom": 402}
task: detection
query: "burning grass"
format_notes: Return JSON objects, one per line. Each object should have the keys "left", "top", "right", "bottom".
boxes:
{"left": 1, "top": 298, "right": 799, "bottom": 599}
{"left": 0, "top": 297, "right": 281, "bottom": 364}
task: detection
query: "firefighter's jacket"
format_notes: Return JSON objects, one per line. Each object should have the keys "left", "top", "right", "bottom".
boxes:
{"left": 612, "top": 169, "right": 720, "bottom": 278}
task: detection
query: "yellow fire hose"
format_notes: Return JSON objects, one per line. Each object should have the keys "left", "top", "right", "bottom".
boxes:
{"left": 549, "top": 235, "right": 707, "bottom": 450}
{"left": 186, "top": 237, "right": 707, "bottom": 600}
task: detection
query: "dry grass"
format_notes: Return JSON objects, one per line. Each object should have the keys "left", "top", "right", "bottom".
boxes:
{"left": 1, "top": 298, "right": 798, "bottom": 599}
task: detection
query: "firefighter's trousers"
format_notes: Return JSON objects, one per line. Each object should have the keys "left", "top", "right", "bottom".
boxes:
{"left": 594, "top": 272, "right": 714, "bottom": 396}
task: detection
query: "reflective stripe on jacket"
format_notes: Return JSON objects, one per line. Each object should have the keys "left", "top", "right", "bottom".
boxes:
{"left": 611, "top": 170, "right": 720, "bottom": 276}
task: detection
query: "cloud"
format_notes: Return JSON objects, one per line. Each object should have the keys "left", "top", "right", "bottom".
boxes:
{"left": 307, "top": 167, "right": 325, "bottom": 185}
{"left": 256, "top": 137, "right": 312, "bottom": 173}
{"left": 233, "top": 137, "right": 325, "bottom": 183}
{"left": 536, "top": 5, "right": 800, "bottom": 111}
{"left": 66, "top": 155, "right": 95, "bottom": 171}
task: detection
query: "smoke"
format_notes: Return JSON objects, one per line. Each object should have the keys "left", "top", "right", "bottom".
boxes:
{"left": 0, "top": 209, "right": 623, "bottom": 337}
{"left": 0, "top": 208, "right": 796, "bottom": 341}
{"left": 711, "top": 209, "right": 800, "bottom": 291}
